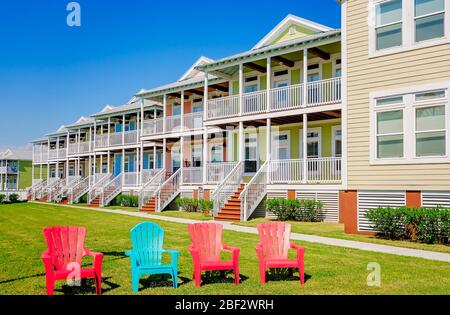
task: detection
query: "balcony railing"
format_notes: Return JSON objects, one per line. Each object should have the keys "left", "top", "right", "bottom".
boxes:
{"left": 268, "top": 158, "right": 342, "bottom": 184}
{"left": 166, "top": 115, "right": 182, "bottom": 133}
{"left": 206, "top": 78, "right": 341, "bottom": 120}
{"left": 182, "top": 167, "right": 203, "bottom": 184}
{"left": 142, "top": 118, "right": 164, "bottom": 136}
{"left": 0, "top": 166, "right": 18, "bottom": 174}
{"left": 184, "top": 112, "right": 203, "bottom": 131}
{"left": 33, "top": 151, "right": 49, "bottom": 163}
{"left": 206, "top": 162, "right": 239, "bottom": 184}
{"left": 95, "top": 130, "right": 138, "bottom": 148}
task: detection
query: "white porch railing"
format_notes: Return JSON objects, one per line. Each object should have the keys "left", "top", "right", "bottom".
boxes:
{"left": 123, "top": 172, "right": 139, "bottom": 186}
{"left": 270, "top": 83, "right": 304, "bottom": 110}
{"left": 68, "top": 176, "right": 92, "bottom": 204}
{"left": 306, "top": 77, "right": 342, "bottom": 106}
{"left": 100, "top": 174, "right": 123, "bottom": 207}
{"left": 206, "top": 162, "right": 238, "bottom": 184}
{"left": 79, "top": 141, "right": 91, "bottom": 154}
{"left": 241, "top": 161, "right": 269, "bottom": 221}
{"left": 88, "top": 173, "right": 113, "bottom": 204}
{"left": 142, "top": 169, "right": 163, "bottom": 184}
{"left": 182, "top": 167, "right": 203, "bottom": 184}
{"left": 48, "top": 149, "right": 58, "bottom": 160}
{"left": 184, "top": 112, "right": 203, "bottom": 131}
{"left": 109, "top": 133, "right": 122, "bottom": 146}
{"left": 68, "top": 143, "right": 78, "bottom": 155}
{"left": 156, "top": 168, "right": 182, "bottom": 212}
{"left": 166, "top": 115, "right": 182, "bottom": 133}
{"left": 243, "top": 90, "right": 267, "bottom": 114}
{"left": 212, "top": 162, "right": 244, "bottom": 217}
{"left": 267, "top": 158, "right": 342, "bottom": 184}
{"left": 53, "top": 176, "right": 81, "bottom": 202}
{"left": 207, "top": 95, "right": 239, "bottom": 119}
{"left": 124, "top": 130, "right": 138, "bottom": 145}
{"left": 47, "top": 178, "right": 66, "bottom": 202}
{"left": 138, "top": 169, "right": 165, "bottom": 209}
{"left": 142, "top": 118, "right": 164, "bottom": 136}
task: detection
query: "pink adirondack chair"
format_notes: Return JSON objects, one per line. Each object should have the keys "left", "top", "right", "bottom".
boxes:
{"left": 41, "top": 226, "right": 104, "bottom": 295}
{"left": 256, "top": 222, "right": 306, "bottom": 285}
{"left": 188, "top": 223, "right": 240, "bottom": 287}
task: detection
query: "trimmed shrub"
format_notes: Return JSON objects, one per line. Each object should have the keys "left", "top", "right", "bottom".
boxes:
{"left": 265, "top": 198, "right": 324, "bottom": 222}
{"left": 365, "top": 207, "right": 450, "bottom": 244}
{"left": 199, "top": 199, "right": 213, "bottom": 215}
{"left": 116, "top": 194, "right": 138, "bottom": 208}
{"left": 0, "top": 194, "right": 6, "bottom": 204}
{"left": 176, "top": 198, "right": 200, "bottom": 212}
{"left": 8, "top": 194, "right": 20, "bottom": 203}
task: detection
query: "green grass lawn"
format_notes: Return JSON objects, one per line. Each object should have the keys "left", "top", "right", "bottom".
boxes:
{"left": 236, "top": 218, "right": 450, "bottom": 254}
{"left": 0, "top": 203, "right": 449, "bottom": 295}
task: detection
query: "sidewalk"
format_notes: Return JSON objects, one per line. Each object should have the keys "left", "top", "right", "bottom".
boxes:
{"left": 35, "top": 202, "right": 450, "bottom": 263}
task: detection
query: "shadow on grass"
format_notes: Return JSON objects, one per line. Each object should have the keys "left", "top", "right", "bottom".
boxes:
{"left": 138, "top": 274, "right": 192, "bottom": 291}
{"left": 58, "top": 277, "right": 119, "bottom": 295}
{"left": 0, "top": 272, "right": 46, "bottom": 285}
{"left": 266, "top": 268, "right": 311, "bottom": 284}
{"left": 199, "top": 270, "right": 249, "bottom": 286}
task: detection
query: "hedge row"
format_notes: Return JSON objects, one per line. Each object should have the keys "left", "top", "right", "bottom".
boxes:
{"left": 116, "top": 194, "right": 139, "bottom": 208}
{"left": 175, "top": 198, "right": 213, "bottom": 214}
{"left": 0, "top": 194, "right": 21, "bottom": 204}
{"left": 264, "top": 198, "right": 324, "bottom": 222}
{"left": 365, "top": 207, "right": 450, "bottom": 244}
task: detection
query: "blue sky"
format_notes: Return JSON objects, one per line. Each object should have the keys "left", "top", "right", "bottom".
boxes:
{"left": 0, "top": 0, "right": 340, "bottom": 148}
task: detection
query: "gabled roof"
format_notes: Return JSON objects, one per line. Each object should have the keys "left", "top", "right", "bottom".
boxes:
{"left": 65, "top": 116, "right": 95, "bottom": 129}
{"left": 0, "top": 148, "right": 32, "bottom": 161}
{"left": 178, "top": 56, "right": 214, "bottom": 82}
{"left": 91, "top": 99, "right": 161, "bottom": 118}
{"left": 46, "top": 125, "right": 68, "bottom": 137}
{"left": 252, "top": 14, "right": 333, "bottom": 50}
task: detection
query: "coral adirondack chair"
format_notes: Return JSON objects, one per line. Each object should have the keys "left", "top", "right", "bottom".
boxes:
{"left": 41, "top": 226, "right": 104, "bottom": 295}
{"left": 125, "top": 222, "right": 180, "bottom": 292}
{"left": 188, "top": 223, "right": 240, "bottom": 287}
{"left": 256, "top": 222, "right": 306, "bottom": 285}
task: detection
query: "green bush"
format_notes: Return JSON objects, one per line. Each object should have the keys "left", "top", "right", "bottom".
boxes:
{"left": 8, "top": 194, "right": 20, "bottom": 203}
{"left": 199, "top": 199, "right": 213, "bottom": 215}
{"left": 365, "top": 207, "right": 450, "bottom": 244}
{"left": 176, "top": 198, "right": 200, "bottom": 212}
{"left": 116, "top": 194, "right": 138, "bottom": 208}
{"left": 0, "top": 194, "right": 6, "bottom": 204}
{"left": 265, "top": 198, "right": 323, "bottom": 222}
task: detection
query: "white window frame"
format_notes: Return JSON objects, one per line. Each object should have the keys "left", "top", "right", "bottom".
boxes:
{"left": 299, "top": 127, "right": 322, "bottom": 158}
{"left": 370, "top": 81, "right": 450, "bottom": 164}
{"left": 331, "top": 125, "right": 342, "bottom": 157}
{"left": 272, "top": 130, "right": 291, "bottom": 160}
{"left": 369, "top": 0, "right": 450, "bottom": 58}
{"left": 208, "top": 142, "right": 224, "bottom": 163}
{"left": 190, "top": 142, "right": 203, "bottom": 167}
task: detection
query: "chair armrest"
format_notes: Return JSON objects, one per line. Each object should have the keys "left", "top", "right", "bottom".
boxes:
{"left": 41, "top": 250, "right": 54, "bottom": 273}
{"left": 84, "top": 248, "right": 104, "bottom": 271}
{"left": 290, "top": 242, "right": 306, "bottom": 260}
{"left": 163, "top": 249, "right": 180, "bottom": 265}
{"left": 222, "top": 244, "right": 240, "bottom": 262}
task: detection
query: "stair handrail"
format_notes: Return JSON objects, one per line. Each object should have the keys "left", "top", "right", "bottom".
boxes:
{"left": 54, "top": 176, "right": 82, "bottom": 202}
{"left": 100, "top": 174, "right": 123, "bottom": 207}
{"left": 88, "top": 173, "right": 113, "bottom": 204}
{"left": 30, "top": 179, "right": 45, "bottom": 200}
{"left": 48, "top": 178, "right": 66, "bottom": 202}
{"left": 156, "top": 168, "right": 182, "bottom": 213}
{"left": 68, "top": 176, "right": 92, "bottom": 204}
{"left": 240, "top": 160, "right": 269, "bottom": 221}
{"left": 34, "top": 179, "right": 48, "bottom": 199}
{"left": 211, "top": 161, "right": 244, "bottom": 218}
{"left": 138, "top": 168, "right": 166, "bottom": 209}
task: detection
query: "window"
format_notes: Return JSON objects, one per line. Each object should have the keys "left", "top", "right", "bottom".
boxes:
{"left": 415, "top": 0, "right": 445, "bottom": 42}
{"left": 209, "top": 143, "right": 223, "bottom": 163}
{"left": 375, "top": 0, "right": 403, "bottom": 50}
{"left": 332, "top": 126, "right": 342, "bottom": 157}
{"left": 371, "top": 85, "right": 450, "bottom": 164}
{"left": 272, "top": 131, "right": 290, "bottom": 160}
{"left": 244, "top": 77, "right": 258, "bottom": 93}
{"left": 191, "top": 144, "right": 202, "bottom": 167}
{"left": 370, "top": 0, "right": 449, "bottom": 56}
{"left": 300, "top": 127, "right": 322, "bottom": 158}
{"left": 172, "top": 104, "right": 181, "bottom": 116}
{"left": 245, "top": 134, "right": 258, "bottom": 173}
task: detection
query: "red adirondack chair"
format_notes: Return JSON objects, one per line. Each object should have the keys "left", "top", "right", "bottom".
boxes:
{"left": 41, "top": 226, "right": 104, "bottom": 295}
{"left": 256, "top": 222, "right": 306, "bottom": 285}
{"left": 188, "top": 223, "right": 240, "bottom": 287}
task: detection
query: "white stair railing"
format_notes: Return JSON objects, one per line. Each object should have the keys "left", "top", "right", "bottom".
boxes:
{"left": 206, "top": 162, "right": 238, "bottom": 184}
{"left": 47, "top": 179, "right": 66, "bottom": 202}
{"left": 100, "top": 174, "right": 123, "bottom": 207}
{"left": 142, "top": 169, "right": 162, "bottom": 185}
{"left": 68, "top": 176, "right": 92, "bottom": 204}
{"left": 211, "top": 162, "right": 244, "bottom": 217}
{"left": 88, "top": 173, "right": 113, "bottom": 204}
{"left": 240, "top": 161, "right": 269, "bottom": 221}
{"left": 156, "top": 168, "right": 182, "bottom": 213}
{"left": 138, "top": 169, "right": 166, "bottom": 209}
{"left": 30, "top": 179, "right": 45, "bottom": 200}
{"left": 53, "top": 176, "right": 82, "bottom": 202}
{"left": 182, "top": 167, "right": 203, "bottom": 184}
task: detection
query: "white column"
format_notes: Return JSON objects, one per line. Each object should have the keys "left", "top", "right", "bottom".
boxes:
{"left": 140, "top": 142, "right": 144, "bottom": 185}
{"left": 163, "top": 138, "right": 167, "bottom": 171}
{"left": 266, "top": 57, "right": 271, "bottom": 112}
{"left": 163, "top": 95, "right": 167, "bottom": 133}
{"left": 93, "top": 121, "right": 97, "bottom": 150}
{"left": 180, "top": 90, "right": 185, "bottom": 132}
{"left": 302, "top": 113, "right": 308, "bottom": 183}
{"left": 203, "top": 73, "right": 208, "bottom": 121}
{"left": 153, "top": 145, "right": 157, "bottom": 170}
{"left": 66, "top": 132, "right": 70, "bottom": 184}
{"left": 47, "top": 139, "right": 50, "bottom": 180}
{"left": 266, "top": 118, "right": 271, "bottom": 162}
{"left": 140, "top": 99, "right": 144, "bottom": 138}
{"left": 239, "top": 121, "right": 245, "bottom": 162}
{"left": 4, "top": 160, "right": 7, "bottom": 191}
{"left": 303, "top": 48, "right": 308, "bottom": 107}
{"left": 137, "top": 111, "right": 140, "bottom": 144}
{"left": 93, "top": 152, "right": 97, "bottom": 178}
{"left": 239, "top": 63, "right": 244, "bottom": 115}
{"left": 122, "top": 114, "right": 126, "bottom": 145}
{"left": 78, "top": 129, "right": 81, "bottom": 154}
{"left": 203, "top": 130, "right": 208, "bottom": 183}
{"left": 100, "top": 154, "right": 103, "bottom": 174}
{"left": 107, "top": 118, "right": 111, "bottom": 147}
{"left": 107, "top": 151, "right": 110, "bottom": 175}
{"left": 180, "top": 136, "right": 185, "bottom": 183}
{"left": 121, "top": 149, "right": 125, "bottom": 185}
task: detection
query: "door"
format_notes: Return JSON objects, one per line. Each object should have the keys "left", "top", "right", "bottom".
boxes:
{"left": 272, "top": 131, "right": 290, "bottom": 160}
{"left": 300, "top": 127, "right": 322, "bottom": 178}
{"left": 171, "top": 144, "right": 181, "bottom": 173}
{"left": 191, "top": 143, "right": 202, "bottom": 167}
{"left": 114, "top": 154, "right": 122, "bottom": 176}
{"left": 245, "top": 133, "right": 258, "bottom": 174}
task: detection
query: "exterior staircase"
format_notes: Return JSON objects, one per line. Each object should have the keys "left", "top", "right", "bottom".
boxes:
{"left": 87, "top": 174, "right": 113, "bottom": 207}
{"left": 140, "top": 196, "right": 157, "bottom": 212}
{"left": 215, "top": 184, "right": 245, "bottom": 222}
{"left": 139, "top": 169, "right": 166, "bottom": 212}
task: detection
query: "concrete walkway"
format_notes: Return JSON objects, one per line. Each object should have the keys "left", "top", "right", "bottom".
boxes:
{"left": 34, "top": 202, "right": 450, "bottom": 263}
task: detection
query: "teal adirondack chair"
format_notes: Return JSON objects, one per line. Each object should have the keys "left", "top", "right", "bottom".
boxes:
{"left": 125, "top": 222, "right": 180, "bottom": 292}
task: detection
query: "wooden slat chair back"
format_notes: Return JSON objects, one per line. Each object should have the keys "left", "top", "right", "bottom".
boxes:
{"left": 257, "top": 222, "right": 291, "bottom": 260}
{"left": 188, "top": 223, "right": 223, "bottom": 262}
{"left": 130, "top": 222, "right": 164, "bottom": 267}
{"left": 43, "top": 226, "right": 86, "bottom": 271}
